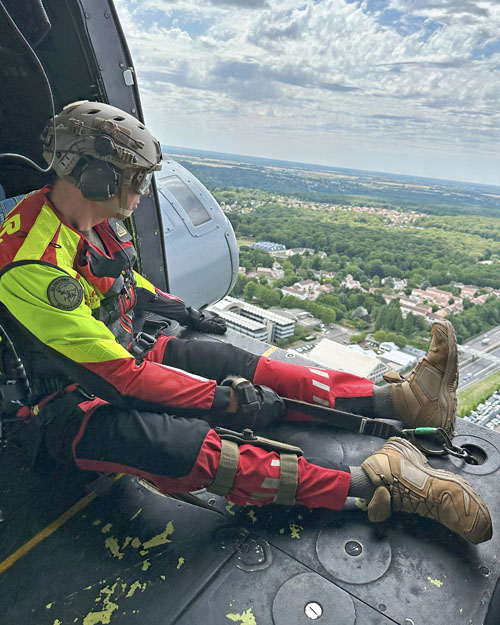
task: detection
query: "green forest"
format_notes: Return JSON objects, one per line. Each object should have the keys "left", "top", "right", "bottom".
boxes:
{"left": 211, "top": 186, "right": 500, "bottom": 345}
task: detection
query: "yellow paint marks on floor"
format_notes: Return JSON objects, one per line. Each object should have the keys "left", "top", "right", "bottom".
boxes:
{"left": 130, "top": 508, "right": 142, "bottom": 521}
{"left": 93, "top": 520, "right": 102, "bottom": 526}
{"left": 104, "top": 537, "right": 124, "bottom": 560}
{"left": 427, "top": 577, "right": 444, "bottom": 588}
{"left": 52, "top": 620, "right": 62, "bottom": 625}
{"left": 279, "top": 528, "right": 285, "bottom": 535}
{"left": 101, "top": 523, "right": 112, "bottom": 534}
{"left": 46, "top": 602, "right": 54, "bottom": 609}
{"left": 177, "top": 557, "right": 185, "bottom": 570}
{"left": 141, "top": 521, "right": 174, "bottom": 551}
{"left": 289, "top": 523, "right": 303, "bottom": 539}
{"left": 131, "top": 537, "right": 142, "bottom": 549}
{"left": 354, "top": 497, "right": 368, "bottom": 511}
{"left": 261, "top": 346, "right": 277, "bottom": 358}
{"left": 83, "top": 582, "right": 119, "bottom": 625}
{"left": 247, "top": 509, "right": 257, "bottom": 524}
{"left": 125, "top": 581, "right": 147, "bottom": 598}
{"left": 226, "top": 608, "right": 257, "bottom": 625}
{"left": 160, "top": 575, "right": 166, "bottom": 581}
{"left": 225, "top": 502, "right": 236, "bottom": 516}
{"left": 141, "top": 559, "right": 151, "bottom": 571}
{"left": 122, "top": 536, "right": 132, "bottom": 550}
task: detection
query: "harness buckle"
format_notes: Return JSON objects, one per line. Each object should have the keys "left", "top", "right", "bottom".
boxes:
{"left": 129, "top": 331, "right": 156, "bottom": 363}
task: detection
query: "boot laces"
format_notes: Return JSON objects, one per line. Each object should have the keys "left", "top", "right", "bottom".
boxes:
{"left": 392, "top": 478, "right": 440, "bottom": 519}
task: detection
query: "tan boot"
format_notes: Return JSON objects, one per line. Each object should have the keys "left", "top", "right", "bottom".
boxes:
{"left": 361, "top": 437, "right": 492, "bottom": 544}
{"left": 385, "top": 320, "right": 458, "bottom": 435}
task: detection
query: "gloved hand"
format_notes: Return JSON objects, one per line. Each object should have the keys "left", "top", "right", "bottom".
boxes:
{"left": 222, "top": 377, "right": 286, "bottom": 430}
{"left": 185, "top": 306, "right": 227, "bottom": 334}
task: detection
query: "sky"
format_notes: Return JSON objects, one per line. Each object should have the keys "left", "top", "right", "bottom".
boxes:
{"left": 114, "top": 0, "right": 500, "bottom": 186}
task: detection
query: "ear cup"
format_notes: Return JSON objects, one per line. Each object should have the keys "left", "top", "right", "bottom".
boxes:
{"left": 79, "top": 160, "right": 119, "bottom": 201}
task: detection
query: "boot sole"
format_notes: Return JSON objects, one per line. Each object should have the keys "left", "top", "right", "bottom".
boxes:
{"left": 384, "top": 437, "right": 492, "bottom": 543}
{"left": 436, "top": 320, "right": 458, "bottom": 435}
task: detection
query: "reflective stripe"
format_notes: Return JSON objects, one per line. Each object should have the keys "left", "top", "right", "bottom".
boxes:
{"left": 313, "top": 395, "right": 329, "bottom": 406}
{"left": 261, "top": 477, "right": 280, "bottom": 489}
{"left": 312, "top": 379, "right": 330, "bottom": 392}
{"left": 13, "top": 202, "right": 60, "bottom": 262}
{"left": 309, "top": 368, "right": 329, "bottom": 378}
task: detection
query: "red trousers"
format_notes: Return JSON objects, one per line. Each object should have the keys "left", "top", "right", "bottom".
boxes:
{"left": 44, "top": 336, "right": 374, "bottom": 510}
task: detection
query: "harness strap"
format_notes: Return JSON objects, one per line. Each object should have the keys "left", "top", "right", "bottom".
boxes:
{"left": 209, "top": 438, "right": 240, "bottom": 496}
{"left": 274, "top": 453, "right": 298, "bottom": 506}
{"left": 209, "top": 427, "right": 302, "bottom": 503}
{"left": 283, "top": 397, "right": 404, "bottom": 439}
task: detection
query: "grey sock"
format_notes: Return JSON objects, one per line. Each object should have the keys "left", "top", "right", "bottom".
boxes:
{"left": 373, "top": 385, "right": 395, "bottom": 419}
{"left": 348, "top": 466, "right": 376, "bottom": 500}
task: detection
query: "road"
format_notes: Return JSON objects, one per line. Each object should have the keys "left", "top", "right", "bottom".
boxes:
{"left": 458, "top": 325, "right": 500, "bottom": 391}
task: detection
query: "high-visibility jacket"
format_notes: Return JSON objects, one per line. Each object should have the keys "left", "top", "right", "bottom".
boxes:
{"left": 0, "top": 186, "right": 227, "bottom": 414}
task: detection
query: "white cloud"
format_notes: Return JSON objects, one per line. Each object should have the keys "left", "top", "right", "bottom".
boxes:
{"left": 114, "top": 0, "right": 500, "bottom": 184}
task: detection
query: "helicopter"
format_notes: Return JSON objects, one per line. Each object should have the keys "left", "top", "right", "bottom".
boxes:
{"left": 0, "top": 2, "right": 499, "bottom": 624}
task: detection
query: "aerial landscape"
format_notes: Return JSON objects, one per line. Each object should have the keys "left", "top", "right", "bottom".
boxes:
{"left": 2, "top": 1, "right": 500, "bottom": 623}
{"left": 165, "top": 146, "right": 500, "bottom": 426}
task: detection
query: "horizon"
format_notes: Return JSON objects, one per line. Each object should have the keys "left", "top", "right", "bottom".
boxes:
{"left": 162, "top": 143, "right": 500, "bottom": 190}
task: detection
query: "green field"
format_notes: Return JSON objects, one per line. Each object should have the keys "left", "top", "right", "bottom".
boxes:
{"left": 457, "top": 372, "right": 500, "bottom": 417}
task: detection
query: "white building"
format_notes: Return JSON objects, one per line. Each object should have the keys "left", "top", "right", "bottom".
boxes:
{"left": 309, "top": 339, "right": 389, "bottom": 382}
{"left": 207, "top": 308, "right": 268, "bottom": 341}
{"left": 378, "top": 350, "right": 417, "bottom": 372}
{"left": 209, "top": 296, "right": 295, "bottom": 342}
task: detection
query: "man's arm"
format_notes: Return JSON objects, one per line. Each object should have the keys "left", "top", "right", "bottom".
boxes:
{"left": 134, "top": 271, "right": 227, "bottom": 334}
{"left": 0, "top": 262, "right": 227, "bottom": 414}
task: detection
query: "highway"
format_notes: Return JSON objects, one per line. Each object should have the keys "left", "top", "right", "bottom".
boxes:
{"left": 458, "top": 325, "right": 500, "bottom": 391}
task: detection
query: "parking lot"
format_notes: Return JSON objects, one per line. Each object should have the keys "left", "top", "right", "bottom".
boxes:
{"left": 465, "top": 391, "right": 500, "bottom": 431}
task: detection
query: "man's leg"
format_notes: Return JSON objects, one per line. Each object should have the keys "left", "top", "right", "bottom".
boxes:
{"left": 154, "top": 320, "right": 457, "bottom": 433}
{"left": 154, "top": 335, "right": 375, "bottom": 420}
{"left": 39, "top": 392, "right": 492, "bottom": 545}
{"left": 40, "top": 391, "right": 351, "bottom": 511}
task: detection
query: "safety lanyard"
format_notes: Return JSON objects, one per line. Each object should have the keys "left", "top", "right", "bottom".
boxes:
{"left": 283, "top": 397, "right": 479, "bottom": 465}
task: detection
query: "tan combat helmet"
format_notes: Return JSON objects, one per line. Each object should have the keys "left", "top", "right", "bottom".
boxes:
{"left": 41, "top": 100, "right": 162, "bottom": 218}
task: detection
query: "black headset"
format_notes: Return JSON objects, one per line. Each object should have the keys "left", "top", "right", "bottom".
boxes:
{"left": 78, "top": 136, "right": 120, "bottom": 202}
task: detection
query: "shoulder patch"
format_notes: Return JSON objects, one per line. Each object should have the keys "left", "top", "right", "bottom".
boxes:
{"left": 108, "top": 218, "right": 132, "bottom": 241}
{"left": 47, "top": 276, "right": 84, "bottom": 311}
{"left": 116, "top": 222, "right": 128, "bottom": 238}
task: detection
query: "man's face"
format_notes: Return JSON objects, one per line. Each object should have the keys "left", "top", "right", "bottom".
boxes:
{"left": 108, "top": 168, "right": 151, "bottom": 219}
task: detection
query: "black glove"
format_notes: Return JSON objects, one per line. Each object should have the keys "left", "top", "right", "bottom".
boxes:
{"left": 220, "top": 377, "right": 286, "bottom": 430}
{"left": 185, "top": 306, "right": 227, "bottom": 334}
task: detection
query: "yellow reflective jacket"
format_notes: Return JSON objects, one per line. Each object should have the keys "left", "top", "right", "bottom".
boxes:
{"left": 0, "top": 187, "right": 217, "bottom": 412}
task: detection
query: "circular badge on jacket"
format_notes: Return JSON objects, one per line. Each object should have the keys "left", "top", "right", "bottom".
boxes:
{"left": 47, "top": 276, "right": 84, "bottom": 311}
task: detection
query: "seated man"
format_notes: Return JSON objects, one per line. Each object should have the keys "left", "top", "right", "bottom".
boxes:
{"left": 0, "top": 100, "right": 491, "bottom": 545}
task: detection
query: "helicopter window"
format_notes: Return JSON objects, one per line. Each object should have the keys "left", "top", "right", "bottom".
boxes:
{"left": 159, "top": 175, "right": 211, "bottom": 227}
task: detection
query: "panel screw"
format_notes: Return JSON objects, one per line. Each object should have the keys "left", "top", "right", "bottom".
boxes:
{"left": 304, "top": 602, "right": 322, "bottom": 620}
{"left": 404, "top": 619, "right": 415, "bottom": 625}
{"left": 479, "top": 565, "right": 490, "bottom": 577}
{"left": 345, "top": 540, "right": 363, "bottom": 556}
